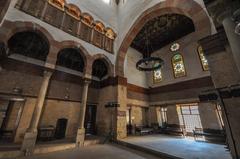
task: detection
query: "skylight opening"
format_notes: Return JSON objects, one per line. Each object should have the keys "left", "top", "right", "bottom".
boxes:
{"left": 102, "top": 0, "right": 110, "bottom": 4}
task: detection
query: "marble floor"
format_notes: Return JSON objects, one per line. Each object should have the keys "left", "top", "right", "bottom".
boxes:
{"left": 121, "top": 134, "right": 232, "bottom": 159}
{"left": 18, "top": 144, "right": 162, "bottom": 159}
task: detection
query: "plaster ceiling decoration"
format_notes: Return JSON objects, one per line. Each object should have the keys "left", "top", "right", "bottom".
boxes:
{"left": 131, "top": 14, "right": 195, "bottom": 54}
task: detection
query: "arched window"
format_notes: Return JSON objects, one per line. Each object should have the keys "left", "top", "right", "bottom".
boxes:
{"left": 172, "top": 54, "right": 186, "bottom": 78}
{"left": 92, "top": 59, "right": 108, "bottom": 80}
{"left": 48, "top": 0, "right": 65, "bottom": 11}
{"left": 66, "top": 4, "right": 81, "bottom": 20}
{"left": 80, "top": 13, "right": 93, "bottom": 42}
{"left": 81, "top": 13, "right": 93, "bottom": 26}
{"left": 57, "top": 48, "right": 85, "bottom": 72}
{"left": 8, "top": 31, "right": 49, "bottom": 61}
{"left": 105, "top": 28, "right": 116, "bottom": 40}
{"left": 198, "top": 46, "right": 209, "bottom": 71}
{"left": 153, "top": 63, "right": 163, "bottom": 83}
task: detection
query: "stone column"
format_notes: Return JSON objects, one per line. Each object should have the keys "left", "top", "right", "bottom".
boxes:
{"left": 76, "top": 79, "right": 91, "bottom": 147}
{"left": 21, "top": 70, "right": 53, "bottom": 155}
{"left": 208, "top": 1, "right": 240, "bottom": 72}
{"left": 40, "top": 0, "right": 48, "bottom": 20}
{"left": 221, "top": 15, "right": 240, "bottom": 73}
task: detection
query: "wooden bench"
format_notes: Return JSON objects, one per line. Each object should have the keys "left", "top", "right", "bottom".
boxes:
{"left": 163, "top": 124, "right": 186, "bottom": 136}
{"left": 193, "top": 127, "right": 226, "bottom": 143}
{"left": 135, "top": 125, "right": 154, "bottom": 135}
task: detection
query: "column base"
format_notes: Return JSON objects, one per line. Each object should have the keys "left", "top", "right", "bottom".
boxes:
{"left": 76, "top": 128, "right": 85, "bottom": 147}
{"left": 21, "top": 131, "right": 38, "bottom": 156}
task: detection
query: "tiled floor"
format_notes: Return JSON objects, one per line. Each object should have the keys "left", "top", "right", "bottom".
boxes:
{"left": 19, "top": 144, "right": 162, "bottom": 159}
{"left": 121, "top": 134, "right": 232, "bottom": 159}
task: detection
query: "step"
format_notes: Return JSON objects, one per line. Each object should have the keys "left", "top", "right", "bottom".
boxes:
{"left": 34, "top": 143, "right": 76, "bottom": 155}
{"left": 115, "top": 140, "right": 183, "bottom": 159}
{"left": 0, "top": 137, "right": 103, "bottom": 158}
{"left": 0, "top": 150, "right": 21, "bottom": 158}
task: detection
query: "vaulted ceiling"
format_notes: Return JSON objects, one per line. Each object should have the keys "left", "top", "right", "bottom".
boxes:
{"left": 130, "top": 14, "right": 195, "bottom": 54}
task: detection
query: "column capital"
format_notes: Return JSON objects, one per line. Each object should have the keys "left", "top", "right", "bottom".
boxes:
{"left": 207, "top": 0, "right": 240, "bottom": 24}
{"left": 82, "top": 73, "right": 92, "bottom": 80}
{"left": 83, "top": 78, "right": 91, "bottom": 85}
{"left": 43, "top": 69, "right": 54, "bottom": 78}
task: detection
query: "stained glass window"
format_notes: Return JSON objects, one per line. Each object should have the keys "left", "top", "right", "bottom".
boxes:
{"left": 153, "top": 65, "right": 163, "bottom": 83}
{"left": 172, "top": 54, "right": 186, "bottom": 78}
{"left": 198, "top": 46, "right": 209, "bottom": 71}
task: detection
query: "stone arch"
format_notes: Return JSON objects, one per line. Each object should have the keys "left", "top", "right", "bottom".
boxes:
{"left": 0, "top": 20, "right": 55, "bottom": 47}
{"left": 91, "top": 54, "right": 114, "bottom": 77}
{"left": 8, "top": 31, "right": 50, "bottom": 61}
{"left": 53, "top": 40, "right": 91, "bottom": 74}
{"left": 116, "top": 0, "right": 212, "bottom": 76}
{"left": 0, "top": 20, "right": 57, "bottom": 68}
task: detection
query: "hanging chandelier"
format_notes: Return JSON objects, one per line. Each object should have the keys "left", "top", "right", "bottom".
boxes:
{"left": 136, "top": 29, "right": 164, "bottom": 71}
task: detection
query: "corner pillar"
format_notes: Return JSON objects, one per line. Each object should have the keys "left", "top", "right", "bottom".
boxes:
{"left": 21, "top": 70, "right": 53, "bottom": 155}
{"left": 115, "top": 76, "right": 127, "bottom": 140}
{"left": 199, "top": 29, "right": 240, "bottom": 159}
{"left": 208, "top": 1, "right": 240, "bottom": 72}
{"left": 221, "top": 12, "right": 240, "bottom": 73}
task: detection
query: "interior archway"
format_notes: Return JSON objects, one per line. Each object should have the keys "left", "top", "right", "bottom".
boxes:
{"left": 8, "top": 31, "right": 50, "bottom": 61}
{"left": 56, "top": 48, "right": 85, "bottom": 72}
{"left": 116, "top": 0, "right": 212, "bottom": 77}
{"left": 92, "top": 59, "right": 108, "bottom": 80}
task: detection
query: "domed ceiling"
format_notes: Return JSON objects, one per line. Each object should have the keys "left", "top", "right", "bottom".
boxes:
{"left": 130, "top": 13, "right": 195, "bottom": 54}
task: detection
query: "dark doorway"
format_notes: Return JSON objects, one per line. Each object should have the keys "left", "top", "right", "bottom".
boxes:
{"left": 84, "top": 105, "right": 97, "bottom": 135}
{"left": 55, "top": 118, "right": 68, "bottom": 139}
